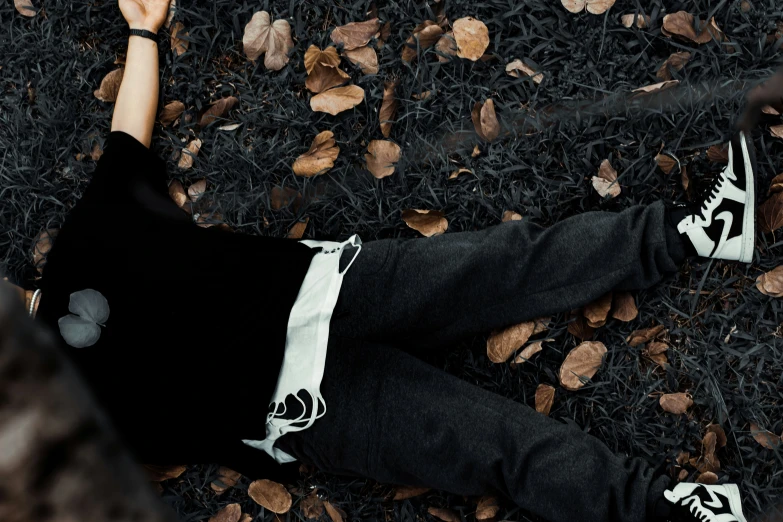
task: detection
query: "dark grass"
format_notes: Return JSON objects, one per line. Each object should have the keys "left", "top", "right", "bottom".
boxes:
{"left": 2, "top": 0, "right": 783, "bottom": 520}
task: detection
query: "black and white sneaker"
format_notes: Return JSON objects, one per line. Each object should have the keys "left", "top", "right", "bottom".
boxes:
{"left": 676, "top": 132, "right": 756, "bottom": 263}
{"left": 664, "top": 483, "right": 748, "bottom": 522}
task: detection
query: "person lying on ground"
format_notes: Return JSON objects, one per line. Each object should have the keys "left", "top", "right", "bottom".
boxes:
{"left": 11, "top": 1, "right": 763, "bottom": 521}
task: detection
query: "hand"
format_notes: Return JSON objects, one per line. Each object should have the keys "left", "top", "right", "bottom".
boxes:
{"left": 119, "top": 0, "right": 172, "bottom": 33}
{"left": 737, "top": 68, "right": 783, "bottom": 132}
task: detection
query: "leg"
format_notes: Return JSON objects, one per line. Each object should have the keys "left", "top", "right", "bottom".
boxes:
{"left": 276, "top": 336, "right": 671, "bottom": 522}
{"left": 333, "top": 202, "right": 687, "bottom": 346}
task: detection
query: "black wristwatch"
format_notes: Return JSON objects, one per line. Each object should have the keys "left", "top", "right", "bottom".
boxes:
{"left": 129, "top": 28, "right": 158, "bottom": 42}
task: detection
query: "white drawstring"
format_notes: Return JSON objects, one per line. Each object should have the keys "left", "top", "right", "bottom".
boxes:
{"left": 28, "top": 289, "right": 41, "bottom": 317}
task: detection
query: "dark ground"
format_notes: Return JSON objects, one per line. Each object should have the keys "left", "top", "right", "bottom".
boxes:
{"left": 2, "top": 0, "right": 783, "bottom": 521}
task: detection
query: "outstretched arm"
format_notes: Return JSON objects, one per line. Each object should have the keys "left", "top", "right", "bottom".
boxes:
{"left": 111, "top": 0, "right": 172, "bottom": 147}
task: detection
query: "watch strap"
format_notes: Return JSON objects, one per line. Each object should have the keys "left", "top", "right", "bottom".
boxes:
{"left": 129, "top": 28, "right": 158, "bottom": 42}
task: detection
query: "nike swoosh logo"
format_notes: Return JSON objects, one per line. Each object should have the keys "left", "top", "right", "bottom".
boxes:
{"left": 710, "top": 211, "right": 734, "bottom": 257}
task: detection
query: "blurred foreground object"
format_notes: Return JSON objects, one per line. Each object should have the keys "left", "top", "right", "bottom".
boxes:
{"left": 737, "top": 68, "right": 783, "bottom": 131}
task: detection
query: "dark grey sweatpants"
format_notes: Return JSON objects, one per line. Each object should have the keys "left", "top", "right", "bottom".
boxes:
{"left": 276, "top": 202, "right": 685, "bottom": 522}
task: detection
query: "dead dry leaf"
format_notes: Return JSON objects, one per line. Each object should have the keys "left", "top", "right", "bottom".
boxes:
{"left": 475, "top": 496, "right": 500, "bottom": 520}
{"left": 300, "top": 491, "right": 325, "bottom": 519}
{"left": 311, "top": 85, "right": 365, "bottom": 115}
{"left": 210, "top": 467, "right": 242, "bottom": 495}
{"left": 453, "top": 17, "right": 489, "bottom": 61}
{"left": 696, "top": 472, "right": 719, "bottom": 485}
{"left": 644, "top": 341, "right": 669, "bottom": 367}
{"left": 293, "top": 131, "right": 340, "bottom": 177}
{"left": 168, "top": 180, "right": 188, "bottom": 208}
{"left": 160, "top": 100, "right": 185, "bottom": 126}
{"left": 561, "top": 0, "right": 616, "bottom": 15}
{"left": 512, "top": 339, "right": 552, "bottom": 367}
{"left": 365, "top": 140, "right": 401, "bottom": 179}
{"left": 343, "top": 46, "right": 379, "bottom": 74}
{"left": 144, "top": 464, "right": 187, "bottom": 482}
{"left": 178, "top": 138, "right": 202, "bottom": 170}
{"left": 756, "top": 266, "right": 783, "bottom": 297}
{"left": 750, "top": 422, "right": 780, "bottom": 449}
{"left": 200, "top": 96, "right": 239, "bottom": 127}
{"left": 655, "top": 153, "right": 678, "bottom": 174}
{"left": 15, "top": 0, "right": 36, "bottom": 17}
{"left": 662, "top": 12, "right": 723, "bottom": 44}
{"left": 657, "top": 52, "right": 692, "bottom": 81}
{"left": 305, "top": 46, "right": 350, "bottom": 93}
{"left": 287, "top": 218, "right": 309, "bottom": 239}
{"left": 402, "top": 209, "right": 448, "bottom": 237}
{"left": 621, "top": 13, "right": 650, "bottom": 28}
{"left": 632, "top": 80, "right": 680, "bottom": 96}
{"left": 393, "top": 486, "right": 430, "bottom": 500}
{"left": 209, "top": 504, "right": 242, "bottom": 522}
{"left": 770, "top": 125, "right": 783, "bottom": 139}
{"left": 535, "top": 383, "right": 556, "bottom": 416}
{"left": 380, "top": 80, "right": 399, "bottom": 137}
{"left": 759, "top": 192, "right": 783, "bottom": 233}
{"left": 91, "top": 142, "right": 103, "bottom": 161}
{"left": 568, "top": 314, "right": 595, "bottom": 340}
{"left": 243, "top": 11, "right": 293, "bottom": 71}
{"left": 769, "top": 173, "right": 783, "bottom": 194}
{"left": 707, "top": 144, "right": 729, "bottom": 163}
{"left": 324, "top": 501, "right": 345, "bottom": 522}
{"left": 659, "top": 393, "right": 693, "bottom": 414}
{"left": 471, "top": 99, "right": 500, "bottom": 142}
{"left": 449, "top": 168, "right": 472, "bottom": 180}
{"left": 611, "top": 292, "right": 638, "bottom": 322}
{"left": 93, "top": 69, "right": 124, "bottom": 102}
{"left": 627, "top": 324, "right": 665, "bottom": 347}
{"left": 270, "top": 186, "right": 302, "bottom": 211}
{"left": 487, "top": 321, "right": 535, "bottom": 363}
{"left": 763, "top": 105, "right": 781, "bottom": 116}
{"left": 435, "top": 32, "right": 458, "bottom": 62}
{"left": 427, "top": 507, "right": 460, "bottom": 522}
{"left": 402, "top": 21, "right": 443, "bottom": 62}
{"left": 187, "top": 179, "right": 206, "bottom": 202}
{"left": 248, "top": 479, "right": 292, "bottom": 514}
{"left": 377, "top": 21, "right": 391, "bottom": 47}
{"left": 584, "top": 292, "right": 612, "bottom": 327}
{"left": 331, "top": 19, "right": 381, "bottom": 50}
{"left": 506, "top": 59, "right": 544, "bottom": 84}
{"left": 559, "top": 341, "right": 607, "bottom": 391}
{"left": 502, "top": 210, "right": 523, "bottom": 222}
{"left": 171, "top": 22, "right": 189, "bottom": 56}
{"left": 592, "top": 159, "right": 620, "bottom": 198}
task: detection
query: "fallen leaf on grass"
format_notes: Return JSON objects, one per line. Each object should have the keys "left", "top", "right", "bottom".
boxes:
{"left": 331, "top": 19, "right": 381, "bottom": 50}
{"left": 763, "top": 105, "right": 781, "bottom": 116}
{"left": 270, "top": 186, "right": 302, "bottom": 211}
{"left": 168, "top": 180, "right": 188, "bottom": 209}
{"left": 561, "top": 0, "right": 616, "bottom": 15}
{"left": 611, "top": 292, "right": 638, "bottom": 321}
{"left": 293, "top": 131, "right": 340, "bottom": 177}
{"left": 662, "top": 12, "right": 723, "bottom": 44}
{"left": 659, "top": 393, "right": 693, "bottom": 414}
{"left": 657, "top": 52, "right": 692, "bottom": 81}
{"left": 91, "top": 141, "right": 103, "bottom": 161}
{"left": 365, "top": 140, "right": 401, "bottom": 179}
{"left": 144, "top": 464, "right": 187, "bottom": 482}
{"left": 218, "top": 123, "right": 242, "bottom": 131}
{"left": 512, "top": 339, "right": 552, "bottom": 367}
{"left": 171, "top": 22, "right": 189, "bottom": 56}
{"left": 165, "top": 0, "right": 176, "bottom": 28}
{"left": 502, "top": 210, "right": 523, "bottom": 222}
{"left": 94, "top": 69, "right": 124, "bottom": 102}
{"left": 453, "top": 17, "right": 489, "bottom": 61}
{"left": 160, "top": 101, "right": 185, "bottom": 126}
{"left": 243, "top": 11, "right": 293, "bottom": 71}
{"left": 655, "top": 153, "right": 678, "bottom": 174}
{"left": 377, "top": 21, "right": 391, "bottom": 47}
{"left": 584, "top": 292, "right": 612, "bottom": 327}
{"left": 632, "top": 80, "right": 679, "bottom": 96}
{"left": 15, "top": 0, "right": 36, "bottom": 17}
{"left": 759, "top": 192, "right": 783, "bottom": 233}
{"left": 627, "top": 324, "right": 665, "bottom": 347}
{"left": 559, "top": 341, "right": 607, "bottom": 390}
{"left": 568, "top": 315, "right": 595, "bottom": 340}
{"left": 694, "top": 431, "right": 721, "bottom": 474}
{"left": 756, "top": 266, "right": 783, "bottom": 297}
{"left": 305, "top": 46, "right": 350, "bottom": 93}
{"left": 238, "top": 516, "right": 252, "bottom": 522}
{"left": 324, "top": 501, "right": 345, "bottom": 522}
{"left": 592, "top": 159, "right": 620, "bottom": 198}
{"left": 209, "top": 503, "right": 241, "bottom": 522}
{"left": 448, "top": 168, "right": 472, "bottom": 179}
{"left": 343, "top": 46, "right": 379, "bottom": 74}
{"left": 311, "top": 85, "right": 365, "bottom": 115}
{"left": 707, "top": 144, "right": 729, "bottom": 163}
{"left": 186, "top": 179, "right": 206, "bottom": 203}
{"left": 380, "top": 80, "right": 399, "bottom": 137}
{"left": 644, "top": 341, "right": 669, "bottom": 367}
{"left": 200, "top": 96, "right": 239, "bottom": 127}
{"left": 402, "top": 209, "right": 448, "bottom": 237}
{"left": 211, "top": 467, "right": 242, "bottom": 494}
{"left": 32, "top": 229, "right": 58, "bottom": 272}
{"left": 770, "top": 125, "right": 783, "bottom": 139}
{"left": 487, "top": 321, "right": 535, "bottom": 363}
{"left": 506, "top": 59, "right": 544, "bottom": 84}
{"left": 472, "top": 99, "right": 500, "bottom": 142}
{"left": 535, "top": 384, "right": 556, "bottom": 416}
{"left": 476, "top": 496, "right": 500, "bottom": 520}
{"left": 178, "top": 138, "right": 202, "bottom": 169}
{"left": 769, "top": 173, "right": 783, "bottom": 194}
{"left": 402, "top": 21, "right": 443, "bottom": 62}
{"left": 248, "top": 479, "right": 292, "bottom": 514}
{"left": 707, "top": 424, "right": 728, "bottom": 449}
{"left": 750, "top": 422, "right": 781, "bottom": 449}
{"left": 427, "top": 507, "right": 460, "bottom": 522}
{"left": 300, "top": 490, "right": 324, "bottom": 519}
{"left": 287, "top": 218, "right": 309, "bottom": 239}
{"left": 696, "top": 472, "right": 718, "bottom": 485}
{"left": 621, "top": 13, "right": 650, "bottom": 28}
{"left": 393, "top": 486, "right": 430, "bottom": 500}
{"left": 435, "top": 32, "right": 458, "bottom": 62}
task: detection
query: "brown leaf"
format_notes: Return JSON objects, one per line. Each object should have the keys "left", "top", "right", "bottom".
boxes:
{"left": 402, "top": 209, "right": 448, "bottom": 237}
{"left": 393, "top": 486, "right": 430, "bottom": 500}
{"left": 343, "top": 46, "right": 379, "bottom": 74}
{"left": 271, "top": 186, "right": 302, "bottom": 211}
{"left": 771, "top": 125, "right": 783, "bottom": 139}
{"left": 512, "top": 339, "right": 551, "bottom": 367}
{"left": 165, "top": 0, "right": 176, "bottom": 28}
{"left": 187, "top": 179, "right": 207, "bottom": 202}
{"left": 305, "top": 46, "right": 350, "bottom": 93}
{"left": 655, "top": 153, "right": 678, "bottom": 174}
{"left": 402, "top": 21, "right": 443, "bottom": 62}
{"left": 239, "top": 516, "right": 252, "bottom": 522}
{"left": 756, "top": 266, "right": 783, "bottom": 297}
{"left": 93, "top": 69, "right": 124, "bottom": 102}
{"left": 449, "top": 168, "right": 473, "bottom": 180}
{"left": 632, "top": 80, "right": 680, "bottom": 96}
{"left": 621, "top": 13, "right": 650, "bottom": 28}
{"left": 677, "top": 469, "right": 690, "bottom": 482}
{"left": 533, "top": 316, "right": 550, "bottom": 335}
{"left": 377, "top": 22, "right": 391, "bottom": 47}
{"left": 248, "top": 479, "right": 292, "bottom": 514}
{"left": 209, "top": 503, "right": 242, "bottom": 522}
{"left": 380, "top": 80, "right": 399, "bottom": 138}
{"left": 144, "top": 464, "right": 187, "bottom": 482}
{"left": 293, "top": 131, "right": 340, "bottom": 177}
{"left": 662, "top": 12, "right": 723, "bottom": 44}
{"left": 487, "top": 321, "right": 535, "bottom": 363}
{"left": 627, "top": 324, "right": 665, "bottom": 347}
{"left": 365, "top": 140, "right": 401, "bottom": 179}
{"left": 763, "top": 105, "right": 781, "bottom": 116}
{"left": 178, "top": 139, "right": 203, "bottom": 170}
{"left": 657, "top": 52, "right": 692, "bottom": 81}
{"left": 287, "top": 218, "right": 309, "bottom": 239}
{"left": 611, "top": 292, "right": 638, "bottom": 322}
{"left": 644, "top": 341, "right": 669, "bottom": 367}
{"left": 659, "top": 393, "right": 693, "bottom": 414}
{"left": 759, "top": 192, "right": 783, "bottom": 233}
{"left": 559, "top": 341, "right": 607, "bottom": 391}
{"left": 412, "top": 91, "right": 432, "bottom": 100}
{"left": 200, "top": 96, "right": 239, "bottom": 127}
{"left": 168, "top": 180, "right": 188, "bottom": 208}
{"left": 707, "top": 424, "right": 728, "bottom": 449}
{"left": 210, "top": 467, "right": 242, "bottom": 495}
{"left": 592, "top": 159, "right": 620, "bottom": 198}
{"left": 435, "top": 32, "right": 458, "bottom": 62}
{"left": 310, "top": 85, "right": 365, "bottom": 115}
{"left": 15, "top": 0, "right": 36, "bottom": 17}
{"left": 696, "top": 472, "right": 719, "bottom": 485}
{"left": 243, "top": 11, "right": 293, "bottom": 71}
{"left": 427, "top": 507, "right": 461, "bottom": 522}
{"left": 707, "top": 144, "right": 730, "bottom": 163}
{"left": 561, "top": 0, "right": 616, "bottom": 15}
{"left": 171, "top": 22, "right": 190, "bottom": 56}
{"left": 502, "top": 210, "right": 523, "bottom": 222}
{"left": 506, "top": 59, "right": 544, "bottom": 84}
{"left": 476, "top": 496, "right": 499, "bottom": 520}
{"left": 91, "top": 142, "right": 103, "bottom": 161}
{"left": 453, "top": 17, "right": 489, "bottom": 61}
{"left": 471, "top": 99, "right": 500, "bottom": 142}
{"left": 584, "top": 292, "right": 612, "bottom": 327}
{"left": 160, "top": 101, "right": 185, "bottom": 126}
{"left": 324, "top": 501, "right": 345, "bottom": 522}
{"left": 750, "top": 422, "right": 781, "bottom": 450}
{"left": 331, "top": 19, "right": 381, "bottom": 50}
{"left": 700, "top": 431, "right": 720, "bottom": 474}
{"left": 535, "top": 383, "right": 556, "bottom": 416}
{"left": 769, "top": 173, "right": 783, "bottom": 194}
{"left": 32, "top": 228, "right": 59, "bottom": 272}
{"left": 300, "top": 491, "right": 325, "bottom": 519}
{"left": 568, "top": 315, "right": 595, "bottom": 340}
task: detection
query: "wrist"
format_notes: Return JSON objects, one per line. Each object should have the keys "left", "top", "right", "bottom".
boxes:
{"left": 129, "top": 22, "right": 160, "bottom": 34}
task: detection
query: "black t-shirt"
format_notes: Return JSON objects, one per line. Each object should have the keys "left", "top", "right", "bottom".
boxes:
{"left": 36, "top": 131, "right": 316, "bottom": 481}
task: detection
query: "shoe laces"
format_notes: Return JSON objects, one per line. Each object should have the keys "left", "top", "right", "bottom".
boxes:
{"left": 694, "top": 168, "right": 727, "bottom": 221}
{"left": 681, "top": 495, "right": 711, "bottom": 522}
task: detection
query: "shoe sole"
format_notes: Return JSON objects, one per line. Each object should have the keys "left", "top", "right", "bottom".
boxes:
{"left": 739, "top": 132, "right": 756, "bottom": 264}
{"left": 724, "top": 484, "right": 749, "bottom": 522}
